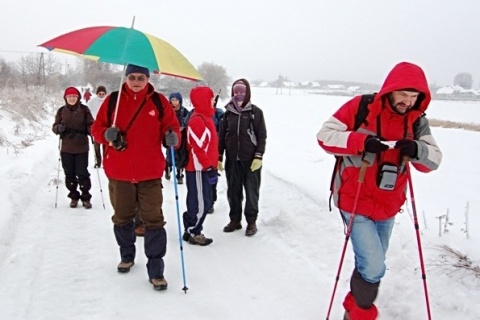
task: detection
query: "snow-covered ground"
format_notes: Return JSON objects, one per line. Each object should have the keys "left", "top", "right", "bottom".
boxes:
{"left": 0, "top": 87, "right": 479, "bottom": 319}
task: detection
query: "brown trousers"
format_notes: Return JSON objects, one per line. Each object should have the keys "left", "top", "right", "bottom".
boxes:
{"left": 108, "top": 178, "right": 166, "bottom": 229}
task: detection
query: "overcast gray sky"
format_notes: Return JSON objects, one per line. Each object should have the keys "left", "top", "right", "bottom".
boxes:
{"left": 1, "top": 0, "right": 479, "bottom": 86}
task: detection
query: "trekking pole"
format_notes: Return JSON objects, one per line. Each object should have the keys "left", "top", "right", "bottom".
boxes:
{"left": 55, "top": 137, "right": 62, "bottom": 208}
{"left": 170, "top": 145, "right": 189, "bottom": 293}
{"left": 90, "top": 136, "right": 106, "bottom": 209}
{"left": 404, "top": 157, "right": 432, "bottom": 320}
{"left": 326, "top": 159, "right": 369, "bottom": 320}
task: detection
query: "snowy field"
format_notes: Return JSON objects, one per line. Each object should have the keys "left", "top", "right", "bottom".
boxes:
{"left": 0, "top": 87, "right": 479, "bottom": 319}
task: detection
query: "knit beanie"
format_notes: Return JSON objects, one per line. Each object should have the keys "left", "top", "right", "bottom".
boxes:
{"left": 125, "top": 64, "right": 150, "bottom": 77}
{"left": 169, "top": 92, "right": 183, "bottom": 106}
{"left": 64, "top": 87, "right": 80, "bottom": 98}
{"left": 232, "top": 81, "right": 247, "bottom": 95}
{"left": 96, "top": 86, "right": 107, "bottom": 94}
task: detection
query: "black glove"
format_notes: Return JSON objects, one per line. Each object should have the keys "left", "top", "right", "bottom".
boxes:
{"left": 395, "top": 139, "right": 418, "bottom": 158}
{"left": 364, "top": 136, "right": 389, "bottom": 153}
{"left": 165, "top": 130, "right": 178, "bottom": 147}
{"left": 57, "top": 123, "right": 65, "bottom": 134}
{"left": 104, "top": 127, "right": 119, "bottom": 142}
{"left": 206, "top": 167, "right": 218, "bottom": 185}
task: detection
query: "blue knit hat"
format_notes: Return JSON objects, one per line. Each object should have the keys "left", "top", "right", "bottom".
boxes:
{"left": 125, "top": 64, "right": 150, "bottom": 77}
{"left": 169, "top": 92, "right": 183, "bottom": 106}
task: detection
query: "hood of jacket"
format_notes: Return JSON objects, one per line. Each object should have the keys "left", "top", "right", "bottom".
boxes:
{"left": 376, "top": 61, "right": 431, "bottom": 114}
{"left": 190, "top": 86, "right": 214, "bottom": 117}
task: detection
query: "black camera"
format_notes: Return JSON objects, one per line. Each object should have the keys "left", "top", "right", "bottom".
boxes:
{"left": 112, "top": 132, "right": 127, "bottom": 151}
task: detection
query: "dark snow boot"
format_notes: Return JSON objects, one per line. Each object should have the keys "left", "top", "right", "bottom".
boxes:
{"left": 223, "top": 221, "right": 242, "bottom": 232}
{"left": 70, "top": 199, "right": 78, "bottom": 208}
{"left": 117, "top": 261, "right": 134, "bottom": 273}
{"left": 82, "top": 200, "right": 92, "bottom": 209}
{"left": 149, "top": 278, "right": 168, "bottom": 291}
{"left": 188, "top": 234, "right": 213, "bottom": 246}
{"left": 245, "top": 222, "right": 257, "bottom": 236}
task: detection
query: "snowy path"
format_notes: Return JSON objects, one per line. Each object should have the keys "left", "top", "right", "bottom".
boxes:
{"left": 0, "top": 134, "right": 343, "bottom": 319}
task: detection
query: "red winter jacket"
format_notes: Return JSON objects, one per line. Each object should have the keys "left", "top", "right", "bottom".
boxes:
{"left": 317, "top": 62, "right": 442, "bottom": 220}
{"left": 185, "top": 87, "right": 219, "bottom": 172}
{"left": 91, "top": 83, "right": 181, "bottom": 182}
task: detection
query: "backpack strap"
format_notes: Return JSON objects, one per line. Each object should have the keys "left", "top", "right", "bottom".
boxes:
{"left": 354, "top": 93, "right": 376, "bottom": 131}
{"left": 328, "top": 93, "right": 376, "bottom": 211}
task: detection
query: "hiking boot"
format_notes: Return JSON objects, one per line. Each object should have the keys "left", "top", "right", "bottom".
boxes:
{"left": 82, "top": 200, "right": 92, "bottom": 209}
{"left": 165, "top": 167, "right": 171, "bottom": 181}
{"left": 223, "top": 221, "right": 242, "bottom": 233}
{"left": 149, "top": 278, "right": 168, "bottom": 291}
{"left": 117, "top": 261, "right": 134, "bottom": 273}
{"left": 177, "top": 175, "right": 183, "bottom": 184}
{"left": 135, "top": 225, "right": 145, "bottom": 237}
{"left": 207, "top": 205, "right": 214, "bottom": 214}
{"left": 245, "top": 223, "right": 257, "bottom": 236}
{"left": 188, "top": 234, "right": 213, "bottom": 246}
{"left": 70, "top": 199, "right": 78, "bottom": 208}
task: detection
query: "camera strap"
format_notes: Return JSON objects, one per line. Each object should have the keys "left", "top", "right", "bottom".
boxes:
{"left": 123, "top": 98, "right": 148, "bottom": 134}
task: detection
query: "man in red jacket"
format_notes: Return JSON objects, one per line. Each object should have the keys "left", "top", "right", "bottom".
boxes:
{"left": 91, "top": 64, "right": 181, "bottom": 291}
{"left": 317, "top": 62, "right": 442, "bottom": 319}
{"left": 182, "top": 86, "right": 218, "bottom": 246}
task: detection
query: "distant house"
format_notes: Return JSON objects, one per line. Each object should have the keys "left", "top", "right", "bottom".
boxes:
{"left": 347, "top": 86, "right": 360, "bottom": 93}
{"left": 258, "top": 81, "right": 269, "bottom": 87}
{"left": 326, "top": 84, "right": 345, "bottom": 90}
{"left": 436, "top": 85, "right": 460, "bottom": 94}
{"left": 283, "top": 81, "right": 296, "bottom": 88}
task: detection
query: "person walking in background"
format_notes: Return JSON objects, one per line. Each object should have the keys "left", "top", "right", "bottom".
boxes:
{"left": 316, "top": 62, "right": 442, "bottom": 320}
{"left": 91, "top": 64, "right": 181, "bottom": 291}
{"left": 164, "top": 92, "right": 189, "bottom": 184}
{"left": 87, "top": 85, "right": 107, "bottom": 167}
{"left": 52, "top": 86, "right": 94, "bottom": 209}
{"left": 83, "top": 88, "right": 92, "bottom": 103}
{"left": 182, "top": 86, "right": 218, "bottom": 246}
{"left": 218, "top": 79, "right": 267, "bottom": 237}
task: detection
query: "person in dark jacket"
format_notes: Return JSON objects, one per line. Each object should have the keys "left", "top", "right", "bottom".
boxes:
{"left": 317, "top": 62, "right": 442, "bottom": 320}
{"left": 52, "top": 87, "right": 94, "bottom": 209}
{"left": 164, "top": 92, "right": 190, "bottom": 184}
{"left": 218, "top": 79, "right": 267, "bottom": 236}
{"left": 91, "top": 64, "right": 181, "bottom": 291}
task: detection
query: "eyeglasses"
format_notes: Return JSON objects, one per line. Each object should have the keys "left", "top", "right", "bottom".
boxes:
{"left": 65, "top": 95, "right": 78, "bottom": 99}
{"left": 127, "top": 75, "right": 147, "bottom": 82}
{"left": 97, "top": 92, "right": 106, "bottom": 97}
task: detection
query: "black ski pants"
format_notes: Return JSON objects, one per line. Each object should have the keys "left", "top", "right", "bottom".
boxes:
{"left": 225, "top": 160, "right": 261, "bottom": 224}
{"left": 61, "top": 152, "right": 91, "bottom": 201}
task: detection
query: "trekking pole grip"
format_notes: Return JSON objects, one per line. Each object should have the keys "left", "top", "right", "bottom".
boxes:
{"left": 358, "top": 159, "right": 369, "bottom": 183}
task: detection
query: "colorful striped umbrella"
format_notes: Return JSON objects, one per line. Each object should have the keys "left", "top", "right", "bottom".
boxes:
{"left": 38, "top": 26, "right": 203, "bottom": 81}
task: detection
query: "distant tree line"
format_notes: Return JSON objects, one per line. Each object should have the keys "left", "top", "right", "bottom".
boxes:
{"left": 0, "top": 54, "right": 231, "bottom": 102}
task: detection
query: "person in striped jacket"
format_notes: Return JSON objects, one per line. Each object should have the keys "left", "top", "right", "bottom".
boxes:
{"left": 317, "top": 61, "right": 442, "bottom": 320}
